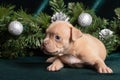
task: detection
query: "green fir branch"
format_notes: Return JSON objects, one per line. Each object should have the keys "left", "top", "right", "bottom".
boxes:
{"left": 36, "top": 12, "right": 51, "bottom": 29}
{"left": 49, "top": 0, "right": 66, "bottom": 13}
{"left": 68, "top": 2, "right": 84, "bottom": 24}
{"left": 0, "top": 5, "right": 15, "bottom": 18}
{"left": 115, "top": 8, "right": 120, "bottom": 19}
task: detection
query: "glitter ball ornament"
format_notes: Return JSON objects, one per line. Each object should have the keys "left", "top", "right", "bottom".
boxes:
{"left": 99, "top": 29, "right": 113, "bottom": 39}
{"left": 8, "top": 21, "right": 23, "bottom": 36}
{"left": 51, "top": 12, "right": 69, "bottom": 22}
{"left": 78, "top": 13, "right": 92, "bottom": 27}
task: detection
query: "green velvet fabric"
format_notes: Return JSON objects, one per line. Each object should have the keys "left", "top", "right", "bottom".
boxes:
{"left": 0, "top": 52, "right": 120, "bottom": 80}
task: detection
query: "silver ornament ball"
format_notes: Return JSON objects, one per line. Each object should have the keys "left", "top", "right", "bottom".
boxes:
{"left": 8, "top": 20, "right": 23, "bottom": 36}
{"left": 78, "top": 13, "right": 92, "bottom": 27}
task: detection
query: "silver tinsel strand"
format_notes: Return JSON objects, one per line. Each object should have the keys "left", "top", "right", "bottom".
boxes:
{"left": 99, "top": 29, "right": 113, "bottom": 40}
{"left": 51, "top": 12, "right": 69, "bottom": 22}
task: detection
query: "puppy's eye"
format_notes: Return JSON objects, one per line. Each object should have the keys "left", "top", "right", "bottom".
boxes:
{"left": 55, "top": 35, "right": 61, "bottom": 41}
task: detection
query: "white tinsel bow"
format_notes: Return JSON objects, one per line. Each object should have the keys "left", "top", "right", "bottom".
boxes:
{"left": 51, "top": 12, "right": 69, "bottom": 22}
{"left": 99, "top": 29, "right": 113, "bottom": 39}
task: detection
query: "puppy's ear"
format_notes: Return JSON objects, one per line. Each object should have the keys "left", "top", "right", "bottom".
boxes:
{"left": 70, "top": 27, "right": 83, "bottom": 41}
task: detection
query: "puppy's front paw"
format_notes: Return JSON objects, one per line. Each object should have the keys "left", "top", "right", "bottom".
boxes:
{"left": 98, "top": 66, "right": 113, "bottom": 73}
{"left": 47, "top": 59, "right": 64, "bottom": 71}
{"left": 46, "top": 57, "right": 56, "bottom": 63}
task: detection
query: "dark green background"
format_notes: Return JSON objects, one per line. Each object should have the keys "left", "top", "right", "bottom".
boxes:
{"left": 0, "top": 0, "right": 120, "bottom": 19}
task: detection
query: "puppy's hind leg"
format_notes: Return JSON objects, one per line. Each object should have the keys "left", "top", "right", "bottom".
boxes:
{"left": 94, "top": 59, "right": 113, "bottom": 73}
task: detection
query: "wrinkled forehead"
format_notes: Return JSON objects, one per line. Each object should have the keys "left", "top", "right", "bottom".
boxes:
{"left": 46, "top": 22, "right": 71, "bottom": 37}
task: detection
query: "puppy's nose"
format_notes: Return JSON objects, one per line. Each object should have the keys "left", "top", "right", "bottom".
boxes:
{"left": 43, "top": 39, "right": 49, "bottom": 46}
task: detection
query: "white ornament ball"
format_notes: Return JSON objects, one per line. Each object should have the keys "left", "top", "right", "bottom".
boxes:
{"left": 78, "top": 13, "right": 92, "bottom": 27}
{"left": 8, "top": 21, "right": 23, "bottom": 36}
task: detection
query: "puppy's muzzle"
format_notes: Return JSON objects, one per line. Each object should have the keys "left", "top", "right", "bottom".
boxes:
{"left": 42, "top": 39, "right": 56, "bottom": 53}
{"left": 43, "top": 40, "right": 48, "bottom": 46}
{"left": 42, "top": 39, "right": 63, "bottom": 55}
{"left": 42, "top": 39, "right": 50, "bottom": 49}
